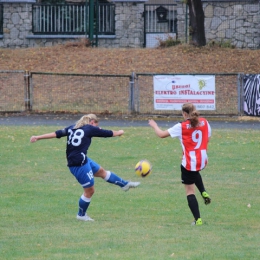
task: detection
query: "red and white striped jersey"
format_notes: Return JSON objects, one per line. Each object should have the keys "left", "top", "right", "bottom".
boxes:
{"left": 168, "top": 118, "right": 211, "bottom": 171}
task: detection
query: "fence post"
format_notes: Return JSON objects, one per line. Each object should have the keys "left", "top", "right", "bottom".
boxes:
{"left": 89, "top": 0, "right": 94, "bottom": 45}
{"left": 85, "top": 0, "right": 88, "bottom": 39}
{"left": 24, "top": 70, "right": 31, "bottom": 111}
{"left": 185, "top": 3, "right": 188, "bottom": 43}
{"left": 135, "top": 74, "right": 140, "bottom": 114}
{"left": 129, "top": 72, "right": 135, "bottom": 113}
{"left": 238, "top": 73, "right": 244, "bottom": 116}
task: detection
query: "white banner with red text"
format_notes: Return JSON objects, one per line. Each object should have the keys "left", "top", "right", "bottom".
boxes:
{"left": 153, "top": 75, "right": 216, "bottom": 110}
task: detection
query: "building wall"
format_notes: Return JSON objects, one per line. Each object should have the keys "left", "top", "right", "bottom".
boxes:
{"left": 204, "top": 1, "right": 259, "bottom": 49}
{"left": 0, "top": 1, "right": 145, "bottom": 48}
{"left": 0, "top": 0, "right": 259, "bottom": 49}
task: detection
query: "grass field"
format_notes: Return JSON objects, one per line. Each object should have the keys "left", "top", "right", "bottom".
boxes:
{"left": 1, "top": 125, "right": 260, "bottom": 259}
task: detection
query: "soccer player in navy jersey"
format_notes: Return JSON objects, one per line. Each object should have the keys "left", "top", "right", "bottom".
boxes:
{"left": 148, "top": 103, "right": 211, "bottom": 226}
{"left": 30, "top": 114, "right": 140, "bottom": 221}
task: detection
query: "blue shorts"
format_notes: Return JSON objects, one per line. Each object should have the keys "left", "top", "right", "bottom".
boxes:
{"left": 69, "top": 158, "right": 100, "bottom": 188}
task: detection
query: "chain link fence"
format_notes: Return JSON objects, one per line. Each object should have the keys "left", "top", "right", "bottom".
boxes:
{"left": 135, "top": 73, "right": 241, "bottom": 116}
{"left": 30, "top": 72, "right": 131, "bottom": 114}
{"left": 0, "top": 71, "right": 26, "bottom": 112}
{"left": 0, "top": 70, "right": 247, "bottom": 117}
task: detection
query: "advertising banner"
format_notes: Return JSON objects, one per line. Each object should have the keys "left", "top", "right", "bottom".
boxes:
{"left": 153, "top": 75, "right": 216, "bottom": 110}
{"left": 243, "top": 74, "right": 260, "bottom": 116}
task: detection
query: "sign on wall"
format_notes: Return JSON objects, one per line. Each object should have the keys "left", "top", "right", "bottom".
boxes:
{"left": 153, "top": 75, "right": 216, "bottom": 110}
{"left": 243, "top": 74, "right": 260, "bottom": 116}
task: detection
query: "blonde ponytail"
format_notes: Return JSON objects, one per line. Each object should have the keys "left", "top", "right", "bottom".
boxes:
{"left": 74, "top": 114, "right": 99, "bottom": 129}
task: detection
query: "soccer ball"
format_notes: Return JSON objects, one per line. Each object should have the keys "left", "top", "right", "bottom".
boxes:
{"left": 135, "top": 160, "right": 152, "bottom": 177}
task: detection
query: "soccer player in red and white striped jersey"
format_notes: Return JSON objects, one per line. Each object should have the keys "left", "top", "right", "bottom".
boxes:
{"left": 149, "top": 103, "right": 211, "bottom": 226}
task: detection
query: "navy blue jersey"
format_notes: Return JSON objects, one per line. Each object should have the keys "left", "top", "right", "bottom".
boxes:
{"left": 55, "top": 124, "right": 113, "bottom": 167}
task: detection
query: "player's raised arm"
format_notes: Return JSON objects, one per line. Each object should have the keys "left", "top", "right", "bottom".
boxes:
{"left": 112, "top": 130, "right": 124, "bottom": 137}
{"left": 148, "top": 119, "right": 170, "bottom": 138}
{"left": 30, "top": 132, "right": 57, "bottom": 143}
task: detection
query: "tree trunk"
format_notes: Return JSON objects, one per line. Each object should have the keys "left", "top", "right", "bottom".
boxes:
{"left": 187, "top": 0, "right": 206, "bottom": 46}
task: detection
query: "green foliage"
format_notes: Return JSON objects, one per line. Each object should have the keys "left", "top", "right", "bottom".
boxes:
{"left": 157, "top": 35, "right": 181, "bottom": 48}
{"left": 1, "top": 126, "right": 260, "bottom": 259}
{"left": 207, "top": 39, "right": 235, "bottom": 49}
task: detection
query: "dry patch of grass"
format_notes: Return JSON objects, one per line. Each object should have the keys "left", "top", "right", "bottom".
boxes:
{"left": 0, "top": 44, "right": 259, "bottom": 74}
{"left": 238, "top": 116, "right": 260, "bottom": 121}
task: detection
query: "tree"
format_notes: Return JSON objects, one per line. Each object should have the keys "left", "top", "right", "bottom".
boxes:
{"left": 187, "top": 0, "right": 206, "bottom": 47}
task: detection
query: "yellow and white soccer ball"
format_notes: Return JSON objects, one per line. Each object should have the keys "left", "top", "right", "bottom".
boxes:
{"left": 135, "top": 159, "right": 152, "bottom": 178}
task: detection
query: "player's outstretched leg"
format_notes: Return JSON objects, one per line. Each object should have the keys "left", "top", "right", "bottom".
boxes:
{"left": 121, "top": 181, "right": 140, "bottom": 191}
{"left": 104, "top": 171, "right": 140, "bottom": 191}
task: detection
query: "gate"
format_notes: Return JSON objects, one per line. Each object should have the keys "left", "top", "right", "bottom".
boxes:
{"left": 144, "top": 4, "right": 177, "bottom": 48}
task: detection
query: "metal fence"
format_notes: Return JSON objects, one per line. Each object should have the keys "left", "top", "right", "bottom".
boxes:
{"left": 32, "top": 3, "right": 115, "bottom": 35}
{"left": 0, "top": 70, "right": 247, "bottom": 117}
{"left": 144, "top": 4, "right": 178, "bottom": 48}
{"left": 30, "top": 72, "right": 131, "bottom": 114}
{"left": 135, "top": 73, "right": 241, "bottom": 116}
{"left": 0, "top": 4, "right": 3, "bottom": 34}
{"left": 0, "top": 71, "right": 26, "bottom": 112}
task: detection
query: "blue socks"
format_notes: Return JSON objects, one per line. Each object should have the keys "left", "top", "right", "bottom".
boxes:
{"left": 77, "top": 171, "right": 128, "bottom": 216}
{"left": 78, "top": 194, "right": 91, "bottom": 216}
{"left": 105, "top": 171, "right": 128, "bottom": 188}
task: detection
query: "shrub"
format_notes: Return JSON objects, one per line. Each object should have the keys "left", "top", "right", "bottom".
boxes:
{"left": 207, "top": 39, "right": 235, "bottom": 49}
{"left": 157, "top": 35, "right": 181, "bottom": 48}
